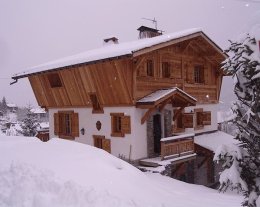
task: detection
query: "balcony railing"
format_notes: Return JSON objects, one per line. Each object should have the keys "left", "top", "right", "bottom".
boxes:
{"left": 160, "top": 133, "right": 194, "bottom": 161}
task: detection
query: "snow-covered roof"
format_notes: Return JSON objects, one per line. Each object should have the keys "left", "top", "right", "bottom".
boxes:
{"left": 6, "top": 103, "right": 17, "bottom": 108}
{"left": 137, "top": 87, "right": 197, "bottom": 104}
{"left": 30, "top": 108, "right": 46, "bottom": 114}
{"left": 12, "top": 28, "right": 211, "bottom": 78}
{"left": 194, "top": 131, "right": 239, "bottom": 152}
{"left": 39, "top": 122, "right": 49, "bottom": 129}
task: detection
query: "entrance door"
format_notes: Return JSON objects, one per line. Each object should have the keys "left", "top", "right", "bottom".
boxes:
{"left": 153, "top": 114, "right": 162, "bottom": 154}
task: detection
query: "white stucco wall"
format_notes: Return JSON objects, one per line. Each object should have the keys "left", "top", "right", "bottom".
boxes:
{"left": 48, "top": 103, "right": 219, "bottom": 161}
{"left": 49, "top": 107, "right": 147, "bottom": 160}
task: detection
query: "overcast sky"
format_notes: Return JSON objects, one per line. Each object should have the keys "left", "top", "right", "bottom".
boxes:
{"left": 0, "top": 0, "right": 260, "bottom": 107}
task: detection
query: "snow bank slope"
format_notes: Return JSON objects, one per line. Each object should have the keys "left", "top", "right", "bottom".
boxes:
{"left": 0, "top": 135, "right": 242, "bottom": 207}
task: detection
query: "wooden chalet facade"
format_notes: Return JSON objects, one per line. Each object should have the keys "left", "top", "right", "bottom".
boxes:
{"left": 12, "top": 28, "right": 227, "bottom": 171}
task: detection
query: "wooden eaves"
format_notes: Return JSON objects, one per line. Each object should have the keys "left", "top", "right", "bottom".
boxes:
{"left": 136, "top": 88, "right": 197, "bottom": 124}
{"left": 10, "top": 54, "right": 132, "bottom": 83}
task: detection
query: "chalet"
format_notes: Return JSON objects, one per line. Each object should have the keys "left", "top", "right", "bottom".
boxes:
{"left": 12, "top": 27, "right": 227, "bottom": 183}
{"left": 30, "top": 107, "right": 49, "bottom": 123}
{"left": 6, "top": 103, "right": 18, "bottom": 113}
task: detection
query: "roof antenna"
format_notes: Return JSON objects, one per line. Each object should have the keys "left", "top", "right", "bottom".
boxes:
{"left": 142, "top": 17, "right": 157, "bottom": 29}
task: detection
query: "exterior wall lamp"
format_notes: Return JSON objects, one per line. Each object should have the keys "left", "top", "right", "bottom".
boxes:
{"left": 80, "top": 128, "right": 85, "bottom": 135}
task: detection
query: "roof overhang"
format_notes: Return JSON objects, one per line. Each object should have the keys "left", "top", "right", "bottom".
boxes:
{"left": 11, "top": 29, "right": 228, "bottom": 82}
{"left": 136, "top": 87, "right": 197, "bottom": 109}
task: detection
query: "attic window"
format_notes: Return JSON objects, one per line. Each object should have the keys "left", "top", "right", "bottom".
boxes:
{"left": 146, "top": 60, "right": 154, "bottom": 77}
{"left": 194, "top": 65, "right": 204, "bottom": 84}
{"left": 162, "top": 62, "right": 171, "bottom": 78}
{"left": 89, "top": 93, "right": 103, "bottom": 113}
{"left": 48, "top": 73, "right": 62, "bottom": 88}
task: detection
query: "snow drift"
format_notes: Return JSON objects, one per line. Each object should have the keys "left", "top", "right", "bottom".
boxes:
{"left": 0, "top": 135, "right": 242, "bottom": 207}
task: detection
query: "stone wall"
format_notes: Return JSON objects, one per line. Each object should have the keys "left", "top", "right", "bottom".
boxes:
{"left": 147, "top": 116, "right": 154, "bottom": 157}
{"left": 164, "top": 109, "right": 172, "bottom": 137}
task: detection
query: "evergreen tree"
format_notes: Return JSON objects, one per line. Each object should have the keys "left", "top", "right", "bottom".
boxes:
{"left": 19, "top": 104, "right": 38, "bottom": 137}
{"left": 0, "top": 97, "right": 8, "bottom": 114}
{"left": 214, "top": 34, "right": 260, "bottom": 207}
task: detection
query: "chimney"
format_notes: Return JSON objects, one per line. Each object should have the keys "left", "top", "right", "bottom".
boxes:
{"left": 103, "top": 37, "right": 119, "bottom": 45}
{"left": 137, "top": 26, "right": 162, "bottom": 39}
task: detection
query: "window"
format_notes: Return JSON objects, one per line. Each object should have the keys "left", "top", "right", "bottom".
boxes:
{"left": 110, "top": 113, "right": 131, "bottom": 137}
{"left": 54, "top": 111, "right": 79, "bottom": 139}
{"left": 89, "top": 93, "right": 103, "bottom": 113}
{"left": 194, "top": 108, "right": 211, "bottom": 130}
{"left": 194, "top": 65, "right": 204, "bottom": 83}
{"left": 48, "top": 73, "right": 63, "bottom": 88}
{"left": 173, "top": 110, "right": 193, "bottom": 133}
{"left": 146, "top": 60, "right": 154, "bottom": 77}
{"left": 93, "top": 135, "right": 111, "bottom": 153}
{"left": 162, "top": 62, "right": 171, "bottom": 78}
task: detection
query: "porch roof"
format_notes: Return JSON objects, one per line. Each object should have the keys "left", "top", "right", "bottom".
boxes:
{"left": 136, "top": 87, "right": 197, "bottom": 109}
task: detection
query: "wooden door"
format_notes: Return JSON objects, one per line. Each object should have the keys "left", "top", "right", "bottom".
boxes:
{"left": 153, "top": 114, "right": 162, "bottom": 154}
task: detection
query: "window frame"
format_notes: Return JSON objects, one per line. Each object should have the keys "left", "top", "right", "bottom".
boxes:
{"left": 93, "top": 135, "right": 111, "bottom": 153}
{"left": 54, "top": 111, "right": 79, "bottom": 139}
{"left": 146, "top": 59, "right": 154, "bottom": 77}
{"left": 194, "top": 108, "right": 212, "bottom": 130}
{"left": 162, "top": 62, "right": 171, "bottom": 78}
{"left": 110, "top": 113, "right": 124, "bottom": 137}
{"left": 194, "top": 65, "right": 204, "bottom": 84}
{"left": 110, "top": 113, "right": 131, "bottom": 137}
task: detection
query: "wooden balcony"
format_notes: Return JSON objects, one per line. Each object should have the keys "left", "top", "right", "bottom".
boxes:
{"left": 160, "top": 133, "right": 194, "bottom": 161}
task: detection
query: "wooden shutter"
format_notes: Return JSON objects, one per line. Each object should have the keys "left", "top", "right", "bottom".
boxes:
{"left": 182, "top": 113, "right": 194, "bottom": 128}
{"left": 102, "top": 139, "right": 111, "bottom": 153}
{"left": 204, "top": 64, "right": 210, "bottom": 85}
{"left": 203, "top": 111, "right": 211, "bottom": 125}
{"left": 186, "top": 62, "right": 194, "bottom": 83}
{"left": 71, "top": 112, "right": 79, "bottom": 137}
{"left": 138, "top": 66, "right": 147, "bottom": 77}
{"left": 54, "top": 113, "right": 60, "bottom": 135}
{"left": 121, "top": 115, "right": 131, "bottom": 134}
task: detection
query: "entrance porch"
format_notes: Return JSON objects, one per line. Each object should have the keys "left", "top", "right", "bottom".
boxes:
{"left": 136, "top": 87, "right": 197, "bottom": 161}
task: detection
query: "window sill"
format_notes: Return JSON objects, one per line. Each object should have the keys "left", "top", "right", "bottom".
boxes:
{"left": 111, "top": 132, "right": 125, "bottom": 137}
{"left": 194, "top": 125, "right": 204, "bottom": 130}
{"left": 59, "top": 135, "right": 75, "bottom": 140}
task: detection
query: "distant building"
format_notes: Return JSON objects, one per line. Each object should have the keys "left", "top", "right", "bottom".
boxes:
{"left": 30, "top": 108, "right": 49, "bottom": 123}
{"left": 6, "top": 103, "right": 18, "bottom": 113}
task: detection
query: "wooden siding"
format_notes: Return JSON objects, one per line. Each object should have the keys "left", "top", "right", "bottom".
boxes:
{"left": 29, "top": 35, "right": 224, "bottom": 108}
{"left": 134, "top": 37, "right": 224, "bottom": 104}
{"left": 29, "top": 58, "right": 134, "bottom": 108}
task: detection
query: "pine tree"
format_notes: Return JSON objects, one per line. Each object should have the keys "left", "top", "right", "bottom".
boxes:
{"left": 214, "top": 34, "right": 260, "bottom": 207}
{"left": 0, "top": 97, "right": 8, "bottom": 114}
{"left": 19, "top": 104, "right": 39, "bottom": 137}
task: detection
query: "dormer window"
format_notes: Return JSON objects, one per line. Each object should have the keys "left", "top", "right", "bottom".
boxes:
{"left": 146, "top": 60, "right": 154, "bottom": 77}
{"left": 48, "top": 73, "right": 62, "bottom": 88}
{"left": 162, "top": 62, "right": 171, "bottom": 78}
{"left": 194, "top": 65, "right": 204, "bottom": 84}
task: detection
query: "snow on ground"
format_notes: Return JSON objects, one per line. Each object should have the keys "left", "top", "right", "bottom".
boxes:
{"left": 0, "top": 135, "right": 242, "bottom": 207}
